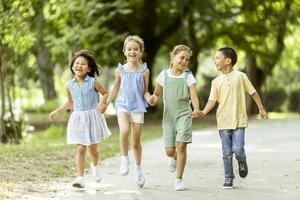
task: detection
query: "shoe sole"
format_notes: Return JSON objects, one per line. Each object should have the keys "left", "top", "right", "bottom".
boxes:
{"left": 222, "top": 186, "right": 234, "bottom": 189}
{"left": 72, "top": 183, "right": 84, "bottom": 188}
{"left": 120, "top": 170, "right": 129, "bottom": 176}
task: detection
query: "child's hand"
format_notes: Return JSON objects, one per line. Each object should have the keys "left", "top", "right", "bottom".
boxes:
{"left": 49, "top": 110, "right": 60, "bottom": 121}
{"left": 96, "top": 102, "right": 107, "bottom": 113}
{"left": 192, "top": 109, "right": 201, "bottom": 118}
{"left": 199, "top": 111, "right": 205, "bottom": 118}
{"left": 259, "top": 108, "right": 268, "bottom": 120}
{"left": 148, "top": 95, "right": 159, "bottom": 106}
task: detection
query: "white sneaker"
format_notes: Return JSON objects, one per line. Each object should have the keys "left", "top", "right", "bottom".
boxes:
{"left": 72, "top": 176, "right": 84, "bottom": 188}
{"left": 175, "top": 179, "right": 186, "bottom": 191}
{"left": 169, "top": 157, "right": 176, "bottom": 172}
{"left": 90, "top": 163, "right": 102, "bottom": 182}
{"left": 134, "top": 167, "right": 145, "bottom": 188}
{"left": 120, "top": 157, "right": 130, "bottom": 176}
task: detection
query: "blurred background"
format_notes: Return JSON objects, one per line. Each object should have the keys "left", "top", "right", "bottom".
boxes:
{"left": 0, "top": 0, "right": 300, "bottom": 198}
{"left": 1, "top": 0, "right": 300, "bottom": 143}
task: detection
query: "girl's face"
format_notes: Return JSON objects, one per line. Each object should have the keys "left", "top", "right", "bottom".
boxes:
{"left": 172, "top": 51, "right": 191, "bottom": 71}
{"left": 214, "top": 51, "right": 230, "bottom": 71}
{"left": 72, "top": 56, "right": 90, "bottom": 77}
{"left": 123, "top": 41, "right": 142, "bottom": 63}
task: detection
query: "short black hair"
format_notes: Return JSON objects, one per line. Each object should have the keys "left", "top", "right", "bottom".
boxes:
{"left": 69, "top": 50, "right": 100, "bottom": 77}
{"left": 218, "top": 47, "right": 237, "bottom": 66}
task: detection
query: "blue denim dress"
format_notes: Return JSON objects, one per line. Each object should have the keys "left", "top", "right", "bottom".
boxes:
{"left": 115, "top": 63, "right": 148, "bottom": 112}
{"left": 67, "top": 75, "right": 111, "bottom": 145}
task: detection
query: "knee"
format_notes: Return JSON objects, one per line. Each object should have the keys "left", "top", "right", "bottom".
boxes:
{"left": 77, "top": 146, "right": 86, "bottom": 155}
{"left": 222, "top": 149, "right": 232, "bottom": 158}
{"left": 165, "top": 149, "right": 176, "bottom": 157}
{"left": 232, "top": 146, "right": 244, "bottom": 155}
{"left": 176, "top": 143, "right": 187, "bottom": 154}
{"left": 132, "top": 141, "right": 141, "bottom": 149}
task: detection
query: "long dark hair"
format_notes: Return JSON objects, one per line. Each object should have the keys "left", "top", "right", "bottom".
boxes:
{"left": 69, "top": 50, "right": 100, "bottom": 77}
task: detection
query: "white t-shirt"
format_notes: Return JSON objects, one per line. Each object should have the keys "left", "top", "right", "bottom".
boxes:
{"left": 156, "top": 69, "right": 196, "bottom": 87}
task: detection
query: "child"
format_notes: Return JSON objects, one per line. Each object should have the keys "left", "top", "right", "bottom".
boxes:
{"left": 106, "top": 35, "right": 151, "bottom": 188}
{"left": 149, "top": 45, "right": 201, "bottom": 191}
{"left": 49, "top": 50, "right": 111, "bottom": 188}
{"left": 201, "top": 47, "right": 267, "bottom": 189}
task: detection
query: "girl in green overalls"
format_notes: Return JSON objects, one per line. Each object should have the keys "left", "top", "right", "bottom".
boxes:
{"left": 149, "top": 45, "right": 201, "bottom": 191}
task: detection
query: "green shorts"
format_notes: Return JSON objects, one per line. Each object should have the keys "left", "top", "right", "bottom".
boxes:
{"left": 163, "top": 114, "right": 192, "bottom": 147}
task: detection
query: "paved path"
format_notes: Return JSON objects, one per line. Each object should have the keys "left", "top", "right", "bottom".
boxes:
{"left": 21, "top": 118, "right": 300, "bottom": 200}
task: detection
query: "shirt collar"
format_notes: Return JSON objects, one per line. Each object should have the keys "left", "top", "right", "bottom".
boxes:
{"left": 71, "top": 75, "right": 91, "bottom": 83}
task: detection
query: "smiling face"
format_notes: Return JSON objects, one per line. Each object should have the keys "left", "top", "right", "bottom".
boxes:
{"left": 71, "top": 56, "right": 90, "bottom": 77}
{"left": 214, "top": 51, "right": 230, "bottom": 71}
{"left": 123, "top": 41, "right": 142, "bottom": 63}
{"left": 172, "top": 50, "right": 191, "bottom": 71}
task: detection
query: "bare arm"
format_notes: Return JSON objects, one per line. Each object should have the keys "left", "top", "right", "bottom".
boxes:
{"left": 143, "top": 68, "right": 151, "bottom": 103}
{"left": 106, "top": 68, "right": 121, "bottom": 105}
{"left": 251, "top": 91, "right": 268, "bottom": 119}
{"left": 202, "top": 100, "right": 216, "bottom": 116}
{"left": 149, "top": 83, "right": 163, "bottom": 106}
{"left": 95, "top": 79, "right": 109, "bottom": 113}
{"left": 94, "top": 80, "right": 108, "bottom": 105}
{"left": 189, "top": 83, "right": 200, "bottom": 111}
{"left": 49, "top": 86, "right": 73, "bottom": 120}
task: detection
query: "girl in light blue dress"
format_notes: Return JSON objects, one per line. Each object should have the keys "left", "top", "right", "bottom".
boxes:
{"left": 107, "top": 35, "right": 151, "bottom": 188}
{"left": 49, "top": 50, "right": 111, "bottom": 188}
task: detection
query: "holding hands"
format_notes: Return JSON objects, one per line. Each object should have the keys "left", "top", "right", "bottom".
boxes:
{"left": 192, "top": 109, "right": 204, "bottom": 118}
{"left": 96, "top": 102, "right": 108, "bottom": 113}
{"left": 148, "top": 95, "right": 159, "bottom": 106}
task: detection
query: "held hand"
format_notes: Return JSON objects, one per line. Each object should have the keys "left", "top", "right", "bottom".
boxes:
{"left": 96, "top": 103, "right": 107, "bottom": 113}
{"left": 148, "top": 95, "right": 159, "bottom": 106}
{"left": 49, "top": 110, "right": 60, "bottom": 121}
{"left": 199, "top": 111, "right": 205, "bottom": 118}
{"left": 259, "top": 108, "right": 268, "bottom": 120}
{"left": 192, "top": 109, "right": 201, "bottom": 118}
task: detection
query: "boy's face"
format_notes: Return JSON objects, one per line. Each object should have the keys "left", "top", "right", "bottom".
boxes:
{"left": 214, "top": 51, "right": 231, "bottom": 71}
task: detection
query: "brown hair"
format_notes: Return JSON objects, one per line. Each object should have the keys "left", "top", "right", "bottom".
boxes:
{"left": 170, "top": 45, "right": 193, "bottom": 68}
{"left": 69, "top": 50, "right": 100, "bottom": 77}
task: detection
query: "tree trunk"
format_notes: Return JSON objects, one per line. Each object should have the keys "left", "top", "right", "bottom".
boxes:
{"left": 245, "top": 52, "right": 263, "bottom": 115}
{"left": 32, "top": 2, "right": 56, "bottom": 101}
{"left": 0, "top": 45, "right": 7, "bottom": 144}
{"left": 6, "top": 78, "right": 20, "bottom": 144}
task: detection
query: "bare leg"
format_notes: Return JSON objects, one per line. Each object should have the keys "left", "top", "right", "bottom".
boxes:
{"left": 76, "top": 144, "right": 87, "bottom": 176}
{"left": 117, "top": 112, "right": 130, "bottom": 156}
{"left": 87, "top": 144, "right": 98, "bottom": 165}
{"left": 176, "top": 142, "right": 187, "bottom": 179}
{"left": 131, "top": 122, "right": 143, "bottom": 165}
{"left": 165, "top": 147, "right": 177, "bottom": 159}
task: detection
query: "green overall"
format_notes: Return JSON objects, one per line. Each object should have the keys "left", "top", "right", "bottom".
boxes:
{"left": 162, "top": 70, "right": 192, "bottom": 147}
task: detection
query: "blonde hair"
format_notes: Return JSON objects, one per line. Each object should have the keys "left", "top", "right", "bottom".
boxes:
{"left": 123, "top": 35, "right": 145, "bottom": 63}
{"left": 170, "top": 45, "right": 193, "bottom": 68}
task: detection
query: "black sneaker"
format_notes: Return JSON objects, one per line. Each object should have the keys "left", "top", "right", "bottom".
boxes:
{"left": 222, "top": 178, "right": 233, "bottom": 189}
{"left": 238, "top": 160, "right": 248, "bottom": 178}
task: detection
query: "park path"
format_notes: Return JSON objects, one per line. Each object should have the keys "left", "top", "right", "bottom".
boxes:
{"left": 20, "top": 117, "right": 300, "bottom": 200}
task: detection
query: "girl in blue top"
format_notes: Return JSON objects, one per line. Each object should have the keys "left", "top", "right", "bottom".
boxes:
{"left": 49, "top": 50, "right": 111, "bottom": 188}
{"left": 107, "top": 35, "right": 151, "bottom": 188}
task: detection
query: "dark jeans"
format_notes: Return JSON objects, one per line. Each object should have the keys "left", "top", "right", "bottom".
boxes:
{"left": 219, "top": 128, "right": 246, "bottom": 179}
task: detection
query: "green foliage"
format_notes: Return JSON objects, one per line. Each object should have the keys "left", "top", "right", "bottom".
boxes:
{"left": 1, "top": 118, "right": 24, "bottom": 144}
{"left": 24, "top": 99, "right": 60, "bottom": 113}
{"left": 288, "top": 89, "right": 300, "bottom": 113}
{"left": 263, "top": 88, "right": 287, "bottom": 112}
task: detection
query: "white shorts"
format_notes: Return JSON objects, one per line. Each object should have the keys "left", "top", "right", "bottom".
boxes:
{"left": 117, "top": 108, "right": 144, "bottom": 124}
